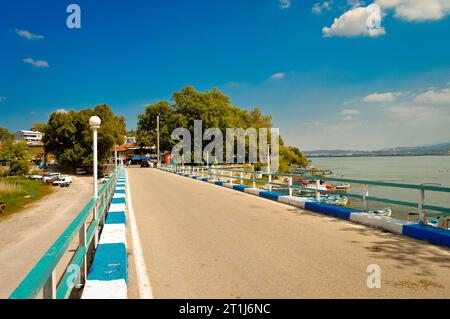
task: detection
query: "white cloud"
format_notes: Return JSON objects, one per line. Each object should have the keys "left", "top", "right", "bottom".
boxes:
{"left": 340, "top": 108, "right": 360, "bottom": 120}
{"left": 55, "top": 108, "right": 68, "bottom": 114}
{"left": 414, "top": 88, "right": 450, "bottom": 103}
{"left": 279, "top": 0, "right": 291, "bottom": 9}
{"left": 363, "top": 92, "right": 401, "bottom": 102}
{"left": 323, "top": 4, "right": 385, "bottom": 37}
{"left": 376, "top": 0, "right": 450, "bottom": 22}
{"left": 347, "top": 0, "right": 366, "bottom": 9}
{"left": 23, "top": 58, "right": 49, "bottom": 68}
{"left": 312, "top": 1, "right": 333, "bottom": 14}
{"left": 0, "top": 96, "right": 6, "bottom": 103}
{"left": 16, "top": 29, "right": 44, "bottom": 40}
{"left": 385, "top": 105, "right": 440, "bottom": 121}
{"left": 271, "top": 72, "right": 286, "bottom": 79}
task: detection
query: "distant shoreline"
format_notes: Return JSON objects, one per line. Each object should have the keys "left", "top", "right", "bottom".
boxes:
{"left": 307, "top": 154, "right": 450, "bottom": 158}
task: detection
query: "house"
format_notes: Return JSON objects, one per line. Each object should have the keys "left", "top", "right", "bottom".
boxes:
{"left": 14, "top": 130, "right": 43, "bottom": 146}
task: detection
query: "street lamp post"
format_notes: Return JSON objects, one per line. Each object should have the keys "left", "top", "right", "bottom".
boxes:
{"left": 89, "top": 115, "right": 101, "bottom": 201}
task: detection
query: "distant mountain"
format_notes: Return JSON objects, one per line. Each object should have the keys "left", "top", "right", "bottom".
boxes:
{"left": 304, "top": 143, "right": 450, "bottom": 157}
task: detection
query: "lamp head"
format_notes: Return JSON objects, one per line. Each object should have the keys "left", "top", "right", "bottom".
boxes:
{"left": 89, "top": 116, "right": 101, "bottom": 128}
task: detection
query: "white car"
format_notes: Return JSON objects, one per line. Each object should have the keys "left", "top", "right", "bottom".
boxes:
{"left": 29, "top": 175, "right": 44, "bottom": 180}
{"left": 42, "top": 173, "right": 61, "bottom": 182}
{"left": 52, "top": 176, "right": 73, "bottom": 186}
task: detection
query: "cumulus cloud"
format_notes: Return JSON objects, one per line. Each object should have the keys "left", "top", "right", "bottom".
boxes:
{"left": 376, "top": 0, "right": 450, "bottom": 22}
{"left": 312, "top": 1, "right": 333, "bottom": 14}
{"left": 363, "top": 92, "right": 401, "bottom": 102}
{"left": 414, "top": 88, "right": 450, "bottom": 103}
{"left": 16, "top": 29, "right": 44, "bottom": 40}
{"left": 0, "top": 96, "right": 6, "bottom": 103}
{"left": 279, "top": 0, "right": 291, "bottom": 9}
{"left": 55, "top": 108, "right": 68, "bottom": 114}
{"left": 340, "top": 108, "right": 360, "bottom": 120}
{"left": 23, "top": 58, "right": 49, "bottom": 68}
{"left": 323, "top": 4, "right": 385, "bottom": 37}
{"left": 271, "top": 72, "right": 286, "bottom": 79}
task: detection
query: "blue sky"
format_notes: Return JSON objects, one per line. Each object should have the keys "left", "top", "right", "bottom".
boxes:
{"left": 1, "top": 0, "right": 449, "bottom": 150}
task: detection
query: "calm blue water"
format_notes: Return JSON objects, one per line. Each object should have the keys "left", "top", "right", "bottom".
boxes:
{"left": 311, "top": 156, "right": 450, "bottom": 219}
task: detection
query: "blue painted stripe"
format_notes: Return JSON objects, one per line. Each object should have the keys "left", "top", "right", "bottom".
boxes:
{"left": 115, "top": 189, "right": 126, "bottom": 194}
{"left": 202, "top": 178, "right": 209, "bottom": 182}
{"left": 304, "top": 202, "right": 360, "bottom": 220}
{"left": 403, "top": 224, "right": 450, "bottom": 247}
{"left": 106, "top": 212, "right": 126, "bottom": 225}
{"left": 87, "top": 243, "right": 127, "bottom": 282}
{"left": 259, "top": 191, "right": 280, "bottom": 201}
{"left": 233, "top": 185, "right": 248, "bottom": 192}
{"left": 215, "top": 181, "right": 225, "bottom": 186}
{"left": 112, "top": 197, "right": 126, "bottom": 204}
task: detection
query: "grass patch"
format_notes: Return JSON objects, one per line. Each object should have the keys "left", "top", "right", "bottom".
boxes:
{"left": 0, "top": 177, "right": 54, "bottom": 220}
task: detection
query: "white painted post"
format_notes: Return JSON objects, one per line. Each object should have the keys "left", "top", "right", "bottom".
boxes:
{"left": 89, "top": 116, "right": 101, "bottom": 247}
{"left": 43, "top": 270, "right": 56, "bottom": 299}
{"left": 315, "top": 179, "right": 321, "bottom": 202}
{"left": 289, "top": 176, "right": 293, "bottom": 197}
{"left": 269, "top": 174, "right": 273, "bottom": 192}
{"left": 229, "top": 171, "right": 233, "bottom": 184}
{"left": 418, "top": 189, "right": 425, "bottom": 224}
{"left": 363, "top": 184, "right": 369, "bottom": 211}
{"left": 240, "top": 172, "right": 244, "bottom": 185}
{"left": 114, "top": 145, "right": 118, "bottom": 170}
{"left": 253, "top": 173, "right": 256, "bottom": 189}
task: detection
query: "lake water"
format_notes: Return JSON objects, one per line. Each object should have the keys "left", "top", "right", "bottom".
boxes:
{"left": 311, "top": 156, "right": 450, "bottom": 220}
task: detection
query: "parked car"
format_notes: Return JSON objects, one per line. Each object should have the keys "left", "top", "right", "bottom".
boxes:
{"left": 52, "top": 176, "right": 73, "bottom": 187}
{"left": 43, "top": 173, "right": 61, "bottom": 183}
{"left": 76, "top": 168, "right": 87, "bottom": 175}
{"left": 0, "top": 202, "right": 6, "bottom": 214}
{"left": 29, "top": 175, "right": 44, "bottom": 180}
{"left": 141, "top": 160, "right": 150, "bottom": 168}
{"left": 100, "top": 175, "right": 110, "bottom": 183}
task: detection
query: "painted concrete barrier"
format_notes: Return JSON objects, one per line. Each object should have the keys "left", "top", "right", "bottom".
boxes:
{"left": 159, "top": 168, "right": 450, "bottom": 248}
{"left": 82, "top": 173, "right": 128, "bottom": 299}
{"left": 278, "top": 196, "right": 307, "bottom": 209}
{"left": 259, "top": 191, "right": 280, "bottom": 201}
{"left": 304, "top": 202, "right": 360, "bottom": 220}
{"left": 402, "top": 224, "right": 450, "bottom": 247}
{"left": 349, "top": 212, "right": 410, "bottom": 234}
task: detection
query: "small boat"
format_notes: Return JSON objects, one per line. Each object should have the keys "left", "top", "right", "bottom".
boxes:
{"left": 368, "top": 208, "right": 392, "bottom": 217}
{"left": 335, "top": 183, "right": 351, "bottom": 193}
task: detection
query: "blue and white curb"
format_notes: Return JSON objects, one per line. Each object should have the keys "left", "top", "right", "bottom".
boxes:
{"left": 160, "top": 167, "right": 450, "bottom": 248}
{"left": 82, "top": 172, "right": 128, "bottom": 299}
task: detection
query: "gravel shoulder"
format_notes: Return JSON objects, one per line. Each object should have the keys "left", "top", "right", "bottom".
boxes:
{"left": 0, "top": 175, "right": 92, "bottom": 298}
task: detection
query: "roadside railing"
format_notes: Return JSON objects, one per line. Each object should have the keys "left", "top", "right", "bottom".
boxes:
{"left": 167, "top": 165, "right": 450, "bottom": 226}
{"left": 9, "top": 166, "right": 122, "bottom": 299}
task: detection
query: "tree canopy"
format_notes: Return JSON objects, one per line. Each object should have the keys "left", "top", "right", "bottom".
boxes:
{"left": 0, "top": 139, "right": 30, "bottom": 175}
{"left": 137, "top": 86, "right": 309, "bottom": 172}
{"left": 43, "top": 104, "right": 126, "bottom": 168}
{"left": 0, "top": 127, "right": 13, "bottom": 142}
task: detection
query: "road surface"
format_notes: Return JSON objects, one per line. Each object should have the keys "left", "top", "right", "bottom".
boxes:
{"left": 126, "top": 168, "right": 450, "bottom": 298}
{"left": 0, "top": 176, "right": 92, "bottom": 298}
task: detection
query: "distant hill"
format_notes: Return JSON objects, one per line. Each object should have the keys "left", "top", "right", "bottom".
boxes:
{"left": 304, "top": 143, "right": 450, "bottom": 157}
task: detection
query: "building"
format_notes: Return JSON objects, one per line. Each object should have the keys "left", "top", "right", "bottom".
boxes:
{"left": 124, "top": 136, "right": 137, "bottom": 145}
{"left": 14, "top": 130, "right": 43, "bottom": 146}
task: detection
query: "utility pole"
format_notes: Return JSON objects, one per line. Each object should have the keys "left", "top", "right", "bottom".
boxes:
{"left": 157, "top": 115, "right": 160, "bottom": 166}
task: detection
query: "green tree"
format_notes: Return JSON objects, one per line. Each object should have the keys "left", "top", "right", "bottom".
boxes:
{"left": 43, "top": 104, "right": 126, "bottom": 168}
{"left": 137, "top": 86, "right": 309, "bottom": 172}
{"left": 0, "top": 140, "right": 30, "bottom": 175}
{"left": 0, "top": 127, "right": 13, "bottom": 141}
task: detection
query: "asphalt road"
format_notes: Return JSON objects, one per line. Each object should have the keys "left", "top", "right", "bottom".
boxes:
{"left": 0, "top": 176, "right": 92, "bottom": 299}
{"left": 126, "top": 168, "right": 450, "bottom": 298}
